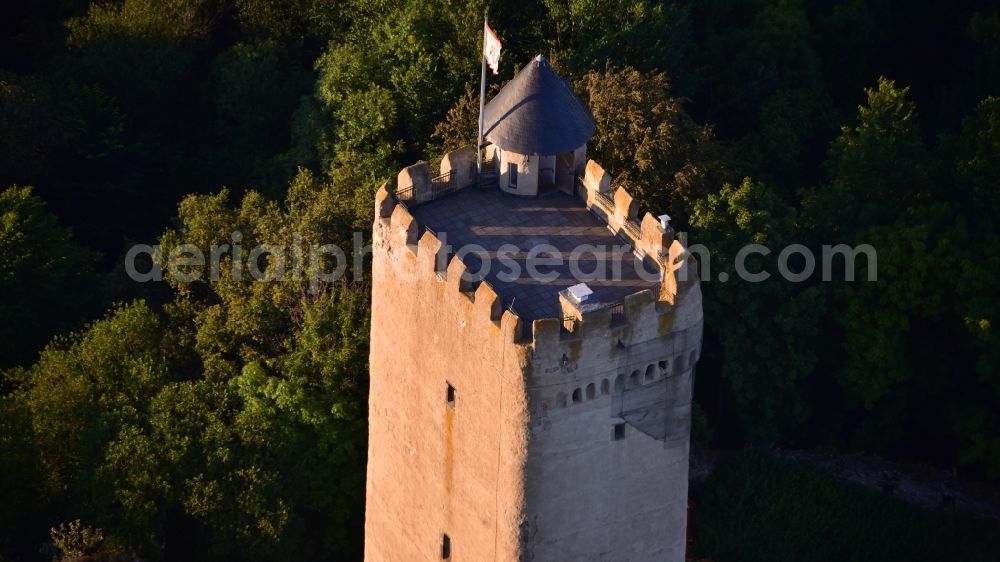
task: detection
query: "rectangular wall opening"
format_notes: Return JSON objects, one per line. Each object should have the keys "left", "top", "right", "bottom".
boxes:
{"left": 441, "top": 533, "right": 451, "bottom": 559}
{"left": 613, "top": 422, "right": 626, "bottom": 441}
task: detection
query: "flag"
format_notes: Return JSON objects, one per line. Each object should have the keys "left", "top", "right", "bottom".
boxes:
{"left": 483, "top": 21, "right": 502, "bottom": 75}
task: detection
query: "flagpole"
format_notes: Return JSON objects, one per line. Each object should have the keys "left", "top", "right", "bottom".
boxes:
{"left": 477, "top": 15, "right": 488, "bottom": 179}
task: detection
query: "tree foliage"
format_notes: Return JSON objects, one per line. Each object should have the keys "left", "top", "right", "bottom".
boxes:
{"left": 578, "top": 64, "right": 727, "bottom": 226}
{"left": 0, "top": 186, "right": 97, "bottom": 368}
{"left": 2, "top": 169, "right": 369, "bottom": 559}
{"left": 690, "top": 178, "right": 822, "bottom": 441}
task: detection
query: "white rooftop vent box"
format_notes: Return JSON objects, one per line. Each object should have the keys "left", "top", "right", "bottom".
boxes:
{"left": 658, "top": 214, "right": 672, "bottom": 230}
{"left": 567, "top": 283, "right": 594, "bottom": 304}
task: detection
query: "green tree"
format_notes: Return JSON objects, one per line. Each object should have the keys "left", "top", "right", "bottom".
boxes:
{"left": 541, "top": 0, "right": 691, "bottom": 75}
{"left": 432, "top": 82, "right": 492, "bottom": 154}
{"left": 832, "top": 206, "right": 960, "bottom": 408}
{"left": 308, "top": 0, "right": 507, "bottom": 228}
{"left": 209, "top": 40, "right": 314, "bottom": 196}
{"left": 692, "top": 0, "right": 823, "bottom": 121}
{"left": 578, "top": 64, "right": 726, "bottom": 227}
{"left": 152, "top": 170, "right": 369, "bottom": 557}
{"left": 812, "top": 89, "right": 997, "bottom": 472}
{"left": 0, "top": 185, "right": 97, "bottom": 368}
{"left": 8, "top": 165, "right": 372, "bottom": 559}
{"left": 25, "top": 301, "right": 170, "bottom": 501}
{"left": 802, "top": 77, "right": 929, "bottom": 241}
{"left": 690, "top": 178, "right": 823, "bottom": 441}
{"left": 946, "top": 97, "right": 1000, "bottom": 477}
{"left": 157, "top": 168, "right": 361, "bottom": 379}
{"left": 0, "top": 372, "right": 45, "bottom": 557}
{"left": 0, "top": 73, "right": 59, "bottom": 185}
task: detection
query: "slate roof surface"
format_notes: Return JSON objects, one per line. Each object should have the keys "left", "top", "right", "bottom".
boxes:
{"left": 483, "top": 55, "right": 596, "bottom": 156}
{"left": 408, "top": 188, "right": 659, "bottom": 321}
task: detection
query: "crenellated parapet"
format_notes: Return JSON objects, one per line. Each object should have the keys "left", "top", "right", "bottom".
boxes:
{"left": 373, "top": 182, "right": 529, "bottom": 351}
{"left": 575, "top": 160, "right": 684, "bottom": 283}
{"left": 375, "top": 150, "right": 703, "bottom": 359}
{"left": 389, "top": 146, "right": 479, "bottom": 206}
{"left": 526, "top": 276, "right": 701, "bottom": 384}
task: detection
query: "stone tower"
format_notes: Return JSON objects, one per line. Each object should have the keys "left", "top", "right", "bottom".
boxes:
{"left": 365, "top": 56, "right": 703, "bottom": 562}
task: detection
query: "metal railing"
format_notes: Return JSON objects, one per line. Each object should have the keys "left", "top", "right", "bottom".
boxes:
{"left": 607, "top": 302, "right": 626, "bottom": 325}
{"left": 622, "top": 219, "right": 641, "bottom": 241}
{"left": 431, "top": 170, "right": 457, "bottom": 197}
{"left": 605, "top": 285, "right": 661, "bottom": 326}
{"left": 594, "top": 188, "right": 614, "bottom": 209}
{"left": 574, "top": 174, "right": 615, "bottom": 209}
{"left": 394, "top": 184, "right": 415, "bottom": 203}
{"left": 394, "top": 171, "right": 456, "bottom": 206}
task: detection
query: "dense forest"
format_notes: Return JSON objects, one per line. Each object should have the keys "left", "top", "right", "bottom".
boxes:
{"left": 1, "top": 0, "right": 998, "bottom": 560}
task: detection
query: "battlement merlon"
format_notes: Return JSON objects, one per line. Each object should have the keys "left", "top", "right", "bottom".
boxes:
{"left": 373, "top": 147, "right": 702, "bottom": 353}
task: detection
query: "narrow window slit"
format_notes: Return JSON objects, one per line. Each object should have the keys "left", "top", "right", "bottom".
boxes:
{"left": 441, "top": 534, "right": 451, "bottom": 559}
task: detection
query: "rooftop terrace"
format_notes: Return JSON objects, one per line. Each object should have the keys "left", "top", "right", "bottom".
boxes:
{"left": 406, "top": 183, "right": 660, "bottom": 321}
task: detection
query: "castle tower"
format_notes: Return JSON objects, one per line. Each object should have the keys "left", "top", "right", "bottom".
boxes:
{"left": 365, "top": 56, "right": 703, "bottom": 562}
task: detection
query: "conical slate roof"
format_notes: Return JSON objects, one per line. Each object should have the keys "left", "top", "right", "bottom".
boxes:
{"left": 483, "top": 55, "right": 596, "bottom": 155}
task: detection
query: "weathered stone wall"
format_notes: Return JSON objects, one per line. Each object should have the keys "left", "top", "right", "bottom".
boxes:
{"left": 366, "top": 151, "right": 703, "bottom": 562}
{"left": 398, "top": 161, "right": 432, "bottom": 203}
{"left": 441, "top": 145, "right": 477, "bottom": 188}
{"left": 522, "top": 279, "right": 702, "bottom": 561}
{"left": 366, "top": 187, "right": 532, "bottom": 561}
{"left": 515, "top": 160, "right": 702, "bottom": 561}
